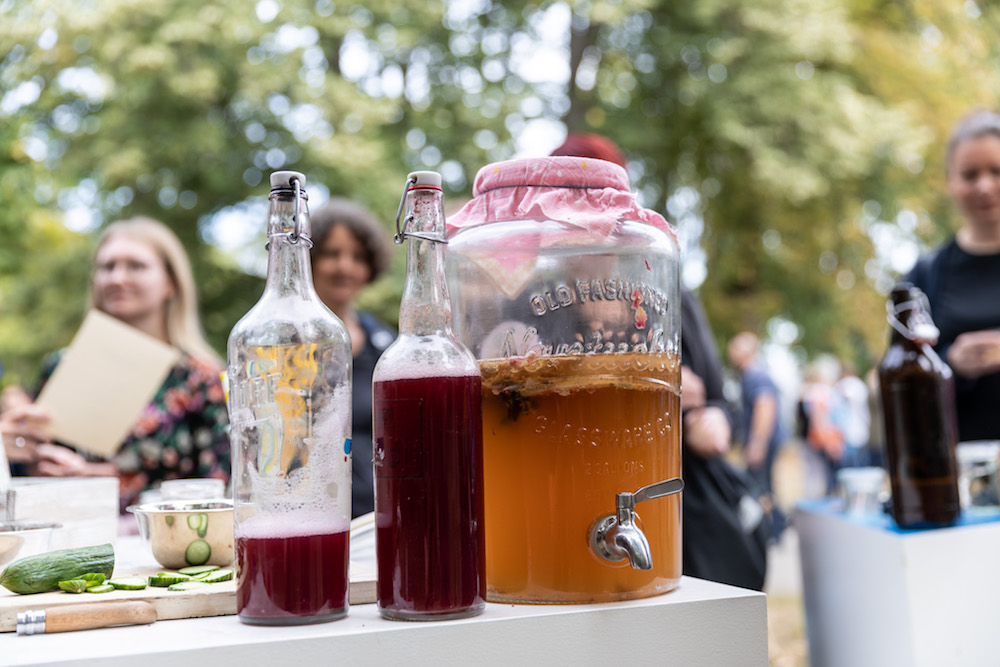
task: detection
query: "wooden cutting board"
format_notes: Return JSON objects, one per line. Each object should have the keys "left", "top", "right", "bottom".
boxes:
{"left": 0, "top": 563, "right": 376, "bottom": 632}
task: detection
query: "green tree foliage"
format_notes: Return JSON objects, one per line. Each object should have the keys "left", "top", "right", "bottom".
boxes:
{"left": 1, "top": 0, "right": 999, "bottom": 386}
{"left": 0, "top": 214, "right": 91, "bottom": 386}
{"left": 0, "top": 0, "right": 423, "bottom": 379}
{"left": 546, "top": 0, "right": 1000, "bottom": 367}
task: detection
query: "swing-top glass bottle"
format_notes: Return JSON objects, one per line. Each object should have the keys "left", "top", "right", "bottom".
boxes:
{"left": 878, "top": 282, "right": 960, "bottom": 528}
{"left": 227, "top": 171, "right": 353, "bottom": 625}
{"left": 372, "top": 171, "right": 486, "bottom": 621}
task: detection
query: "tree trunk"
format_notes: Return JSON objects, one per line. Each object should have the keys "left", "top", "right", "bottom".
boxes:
{"left": 564, "top": 13, "right": 600, "bottom": 131}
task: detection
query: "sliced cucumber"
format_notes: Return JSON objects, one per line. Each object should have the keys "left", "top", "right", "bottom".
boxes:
{"left": 87, "top": 584, "right": 115, "bottom": 593}
{"left": 58, "top": 579, "right": 89, "bottom": 594}
{"left": 167, "top": 580, "right": 210, "bottom": 592}
{"left": 149, "top": 573, "right": 191, "bottom": 587}
{"left": 200, "top": 568, "right": 233, "bottom": 583}
{"left": 178, "top": 565, "right": 219, "bottom": 576}
{"left": 109, "top": 577, "right": 148, "bottom": 590}
{"left": 80, "top": 573, "right": 106, "bottom": 587}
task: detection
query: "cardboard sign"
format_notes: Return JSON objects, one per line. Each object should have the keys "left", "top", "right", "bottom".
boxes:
{"left": 36, "top": 310, "right": 179, "bottom": 458}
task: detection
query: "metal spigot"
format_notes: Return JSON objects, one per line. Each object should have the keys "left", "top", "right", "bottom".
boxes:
{"left": 589, "top": 477, "right": 684, "bottom": 570}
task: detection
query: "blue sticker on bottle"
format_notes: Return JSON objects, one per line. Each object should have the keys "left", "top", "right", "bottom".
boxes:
{"left": 344, "top": 437, "right": 352, "bottom": 455}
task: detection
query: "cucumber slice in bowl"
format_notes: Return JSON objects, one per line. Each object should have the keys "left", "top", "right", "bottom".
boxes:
{"left": 184, "top": 539, "right": 211, "bottom": 566}
{"left": 186, "top": 514, "right": 209, "bottom": 538}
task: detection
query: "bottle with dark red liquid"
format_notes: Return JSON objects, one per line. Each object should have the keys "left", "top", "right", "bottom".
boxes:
{"left": 372, "top": 171, "right": 486, "bottom": 621}
{"left": 878, "top": 283, "right": 960, "bottom": 528}
{"left": 227, "top": 171, "right": 353, "bottom": 625}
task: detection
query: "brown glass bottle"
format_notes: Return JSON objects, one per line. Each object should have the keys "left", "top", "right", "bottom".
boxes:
{"left": 878, "top": 283, "right": 960, "bottom": 527}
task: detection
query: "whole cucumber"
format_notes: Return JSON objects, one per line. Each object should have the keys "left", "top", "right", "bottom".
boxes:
{"left": 0, "top": 543, "right": 115, "bottom": 594}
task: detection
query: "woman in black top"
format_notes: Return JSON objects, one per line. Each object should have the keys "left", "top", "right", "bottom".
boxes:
{"left": 908, "top": 109, "right": 1000, "bottom": 442}
{"left": 310, "top": 198, "right": 396, "bottom": 517}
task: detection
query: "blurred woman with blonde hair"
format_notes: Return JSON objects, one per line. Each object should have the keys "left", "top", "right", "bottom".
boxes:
{"left": 91, "top": 217, "right": 221, "bottom": 363}
{"left": 4, "top": 217, "right": 230, "bottom": 511}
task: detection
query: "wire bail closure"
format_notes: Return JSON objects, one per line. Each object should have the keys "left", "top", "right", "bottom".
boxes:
{"left": 887, "top": 294, "right": 939, "bottom": 344}
{"left": 266, "top": 176, "right": 313, "bottom": 249}
{"left": 288, "top": 176, "right": 312, "bottom": 247}
{"left": 395, "top": 175, "right": 448, "bottom": 245}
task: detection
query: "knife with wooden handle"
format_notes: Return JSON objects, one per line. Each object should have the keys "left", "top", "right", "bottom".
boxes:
{"left": 16, "top": 600, "right": 157, "bottom": 635}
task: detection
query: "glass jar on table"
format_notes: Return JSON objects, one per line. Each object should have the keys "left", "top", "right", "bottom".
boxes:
{"left": 446, "top": 157, "right": 683, "bottom": 604}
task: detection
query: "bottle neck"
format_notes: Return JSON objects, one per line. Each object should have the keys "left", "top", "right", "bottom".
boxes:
{"left": 888, "top": 297, "right": 933, "bottom": 350}
{"left": 264, "top": 190, "right": 316, "bottom": 299}
{"left": 398, "top": 188, "right": 451, "bottom": 336}
{"left": 889, "top": 313, "right": 916, "bottom": 348}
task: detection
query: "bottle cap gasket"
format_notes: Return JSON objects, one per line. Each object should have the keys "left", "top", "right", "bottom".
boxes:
{"left": 270, "top": 171, "right": 307, "bottom": 189}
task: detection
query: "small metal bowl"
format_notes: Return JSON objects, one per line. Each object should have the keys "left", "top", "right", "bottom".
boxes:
{"left": 127, "top": 499, "right": 234, "bottom": 570}
{"left": 0, "top": 521, "right": 61, "bottom": 568}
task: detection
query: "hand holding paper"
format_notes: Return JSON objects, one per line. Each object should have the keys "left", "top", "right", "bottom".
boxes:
{"left": 35, "top": 310, "right": 179, "bottom": 459}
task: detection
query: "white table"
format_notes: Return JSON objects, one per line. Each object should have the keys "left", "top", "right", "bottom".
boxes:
{"left": 796, "top": 499, "right": 1000, "bottom": 667}
{"left": 3, "top": 524, "right": 767, "bottom": 666}
{"left": 2, "top": 575, "right": 765, "bottom": 666}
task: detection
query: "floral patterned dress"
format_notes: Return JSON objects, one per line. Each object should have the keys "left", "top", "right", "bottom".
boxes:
{"left": 37, "top": 352, "right": 231, "bottom": 512}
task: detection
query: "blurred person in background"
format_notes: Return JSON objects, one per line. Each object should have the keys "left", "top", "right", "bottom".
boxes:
{"left": 835, "top": 359, "right": 871, "bottom": 468}
{"left": 798, "top": 355, "right": 847, "bottom": 495}
{"left": 864, "top": 367, "right": 886, "bottom": 467}
{"left": 309, "top": 197, "right": 396, "bottom": 519}
{"left": 550, "top": 132, "right": 628, "bottom": 166}
{"left": 727, "top": 331, "right": 785, "bottom": 497}
{"left": 2, "top": 217, "right": 230, "bottom": 512}
{"left": 907, "top": 109, "right": 1000, "bottom": 442}
{"left": 681, "top": 293, "right": 768, "bottom": 587}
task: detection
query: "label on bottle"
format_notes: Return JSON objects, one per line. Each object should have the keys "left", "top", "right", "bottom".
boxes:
{"left": 230, "top": 343, "right": 350, "bottom": 483}
{"left": 230, "top": 344, "right": 324, "bottom": 474}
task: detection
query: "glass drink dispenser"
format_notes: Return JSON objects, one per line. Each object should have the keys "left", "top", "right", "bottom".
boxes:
{"left": 446, "top": 157, "right": 683, "bottom": 603}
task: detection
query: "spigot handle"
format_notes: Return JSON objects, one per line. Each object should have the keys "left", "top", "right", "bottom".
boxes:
{"left": 594, "top": 477, "right": 684, "bottom": 570}
{"left": 617, "top": 477, "right": 684, "bottom": 512}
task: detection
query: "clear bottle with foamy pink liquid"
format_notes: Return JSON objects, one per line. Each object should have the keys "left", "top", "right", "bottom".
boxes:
{"left": 227, "top": 171, "right": 353, "bottom": 625}
{"left": 372, "top": 171, "right": 486, "bottom": 620}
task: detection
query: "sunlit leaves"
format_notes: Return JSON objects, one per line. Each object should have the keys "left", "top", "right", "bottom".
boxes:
{"left": 2, "top": 0, "right": 1000, "bottom": 382}
{"left": 566, "top": 0, "right": 999, "bottom": 366}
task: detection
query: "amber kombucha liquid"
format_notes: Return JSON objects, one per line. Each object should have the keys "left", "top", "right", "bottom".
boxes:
{"left": 479, "top": 352, "right": 681, "bottom": 603}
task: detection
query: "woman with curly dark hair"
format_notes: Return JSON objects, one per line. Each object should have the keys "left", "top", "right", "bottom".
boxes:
{"left": 310, "top": 198, "right": 396, "bottom": 517}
